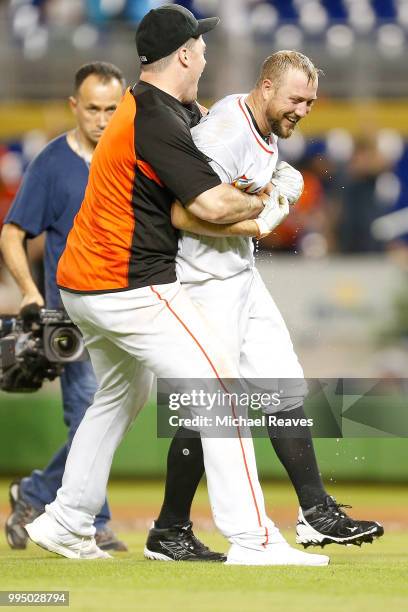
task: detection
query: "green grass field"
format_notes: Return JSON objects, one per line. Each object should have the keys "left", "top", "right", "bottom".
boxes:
{"left": 1, "top": 480, "right": 407, "bottom": 612}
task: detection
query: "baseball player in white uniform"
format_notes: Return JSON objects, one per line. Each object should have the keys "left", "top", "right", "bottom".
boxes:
{"left": 176, "top": 85, "right": 306, "bottom": 410}
{"left": 25, "top": 9, "right": 329, "bottom": 567}
{"left": 145, "top": 50, "right": 382, "bottom": 560}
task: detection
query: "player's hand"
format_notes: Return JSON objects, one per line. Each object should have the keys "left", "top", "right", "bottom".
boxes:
{"left": 20, "top": 290, "right": 44, "bottom": 312}
{"left": 260, "top": 181, "right": 274, "bottom": 196}
{"left": 271, "top": 161, "right": 304, "bottom": 205}
{"left": 255, "top": 190, "right": 289, "bottom": 239}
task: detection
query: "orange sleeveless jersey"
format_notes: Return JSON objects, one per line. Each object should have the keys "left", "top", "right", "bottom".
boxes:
{"left": 57, "top": 82, "right": 220, "bottom": 294}
{"left": 57, "top": 90, "right": 137, "bottom": 293}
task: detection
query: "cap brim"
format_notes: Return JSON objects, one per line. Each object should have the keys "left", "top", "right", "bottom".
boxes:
{"left": 196, "top": 16, "right": 220, "bottom": 36}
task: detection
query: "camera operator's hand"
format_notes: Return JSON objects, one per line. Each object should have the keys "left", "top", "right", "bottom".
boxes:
{"left": 20, "top": 290, "right": 44, "bottom": 312}
{"left": 0, "top": 223, "right": 45, "bottom": 313}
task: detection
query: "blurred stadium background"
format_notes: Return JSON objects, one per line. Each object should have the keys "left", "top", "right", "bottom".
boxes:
{"left": 0, "top": 0, "right": 407, "bottom": 493}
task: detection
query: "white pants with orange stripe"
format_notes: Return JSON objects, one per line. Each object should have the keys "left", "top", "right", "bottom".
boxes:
{"left": 183, "top": 266, "right": 307, "bottom": 412}
{"left": 47, "top": 281, "right": 284, "bottom": 550}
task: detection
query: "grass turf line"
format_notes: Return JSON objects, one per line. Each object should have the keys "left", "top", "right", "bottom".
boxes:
{"left": 0, "top": 531, "right": 407, "bottom": 612}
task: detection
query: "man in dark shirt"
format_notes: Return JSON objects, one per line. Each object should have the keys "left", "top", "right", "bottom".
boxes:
{"left": 25, "top": 5, "right": 329, "bottom": 566}
{"left": 0, "top": 61, "right": 127, "bottom": 552}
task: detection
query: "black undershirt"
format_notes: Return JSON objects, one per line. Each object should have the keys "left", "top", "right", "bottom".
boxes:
{"left": 245, "top": 103, "right": 271, "bottom": 143}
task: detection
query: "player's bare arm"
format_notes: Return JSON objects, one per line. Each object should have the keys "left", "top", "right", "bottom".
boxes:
{"left": 0, "top": 223, "right": 44, "bottom": 309}
{"left": 173, "top": 188, "right": 289, "bottom": 239}
{"left": 186, "top": 183, "right": 266, "bottom": 224}
{"left": 172, "top": 180, "right": 274, "bottom": 237}
{"left": 171, "top": 167, "right": 299, "bottom": 238}
{"left": 171, "top": 200, "right": 260, "bottom": 237}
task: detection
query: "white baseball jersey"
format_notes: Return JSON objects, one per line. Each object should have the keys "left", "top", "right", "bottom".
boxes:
{"left": 176, "top": 94, "right": 279, "bottom": 283}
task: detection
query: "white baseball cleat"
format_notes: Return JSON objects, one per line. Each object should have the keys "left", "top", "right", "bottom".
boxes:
{"left": 25, "top": 512, "right": 112, "bottom": 560}
{"left": 225, "top": 542, "right": 330, "bottom": 566}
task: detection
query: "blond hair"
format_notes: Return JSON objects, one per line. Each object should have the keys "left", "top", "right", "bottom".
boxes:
{"left": 256, "top": 50, "right": 322, "bottom": 90}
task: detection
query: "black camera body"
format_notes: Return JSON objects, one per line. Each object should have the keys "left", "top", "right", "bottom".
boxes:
{"left": 0, "top": 306, "right": 87, "bottom": 393}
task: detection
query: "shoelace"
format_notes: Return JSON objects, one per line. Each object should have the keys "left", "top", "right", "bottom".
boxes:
{"left": 179, "top": 527, "right": 210, "bottom": 552}
{"left": 324, "top": 500, "right": 352, "bottom": 518}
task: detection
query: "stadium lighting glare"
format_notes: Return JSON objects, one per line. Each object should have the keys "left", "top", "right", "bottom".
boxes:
{"left": 0, "top": 152, "right": 23, "bottom": 185}
{"left": 347, "top": 1, "right": 376, "bottom": 34}
{"left": 377, "top": 24, "right": 405, "bottom": 58}
{"left": 276, "top": 131, "right": 306, "bottom": 162}
{"left": 45, "top": 0, "right": 84, "bottom": 28}
{"left": 23, "top": 26, "right": 48, "bottom": 61}
{"left": 376, "top": 129, "right": 405, "bottom": 165}
{"left": 274, "top": 25, "right": 304, "bottom": 50}
{"left": 100, "top": 0, "right": 126, "bottom": 16}
{"left": 12, "top": 4, "right": 39, "bottom": 39}
{"left": 396, "top": 0, "right": 408, "bottom": 29}
{"left": 326, "top": 25, "right": 354, "bottom": 57}
{"left": 375, "top": 172, "right": 401, "bottom": 208}
{"left": 72, "top": 24, "right": 99, "bottom": 50}
{"left": 300, "top": 232, "right": 328, "bottom": 259}
{"left": 250, "top": 3, "right": 279, "bottom": 35}
{"left": 326, "top": 129, "right": 354, "bottom": 163}
{"left": 299, "top": 1, "right": 329, "bottom": 35}
{"left": 22, "top": 130, "right": 48, "bottom": 163}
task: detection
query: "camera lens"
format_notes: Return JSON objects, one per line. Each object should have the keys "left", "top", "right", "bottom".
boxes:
{"left": 48, "top": 327, "right": 83, "bottom": 362}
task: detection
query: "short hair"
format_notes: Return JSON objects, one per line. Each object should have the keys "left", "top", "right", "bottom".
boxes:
{"left": 74, "top": 62, "right": 126, "bottom": 93}
{"left": 256, "top": 50, "right": 322, "bottom": 90}
{"left": 141, "top": 37, "right": 197, "bottom": 74}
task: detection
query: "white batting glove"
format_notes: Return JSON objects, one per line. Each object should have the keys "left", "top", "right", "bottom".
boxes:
{"left": 255, "top": 190, "right": 289, "bottom": 239}
{"left": 271, "top": 161, "right": 304, "bottom": 205}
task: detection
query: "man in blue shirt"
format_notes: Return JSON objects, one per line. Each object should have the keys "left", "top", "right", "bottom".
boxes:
{"left": 0, "top": 62, "right": 127, "bottom": 552}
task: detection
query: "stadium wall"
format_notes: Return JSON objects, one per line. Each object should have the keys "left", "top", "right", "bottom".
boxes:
{"left": 0, "top": 392, "right": 406, "bottom": 481}
{"left": 2, "top": 99, "right": 408, "bottom": 139}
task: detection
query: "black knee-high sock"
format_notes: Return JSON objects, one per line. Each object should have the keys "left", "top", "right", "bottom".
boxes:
{"left": 155, "top": 427, "right": 205, "bottom": 529}
{"left": 267, "top": 405, "right": 327, "bottom": 510}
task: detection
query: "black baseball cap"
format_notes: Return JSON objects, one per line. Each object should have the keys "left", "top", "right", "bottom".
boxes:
{"left": 136, "top": 3, "right": 220, "bottom": 65}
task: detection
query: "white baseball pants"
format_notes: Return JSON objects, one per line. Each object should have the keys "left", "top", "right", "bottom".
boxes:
{"left": 184, "top": 267, "right": 307, "bottom": 411}
{"left": 47, "top": 281, "right": 284, "bottom": 550}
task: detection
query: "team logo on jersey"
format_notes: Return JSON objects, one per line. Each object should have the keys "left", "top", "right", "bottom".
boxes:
{"left": 233, "top": 175, "right": 255, "bottom": 192}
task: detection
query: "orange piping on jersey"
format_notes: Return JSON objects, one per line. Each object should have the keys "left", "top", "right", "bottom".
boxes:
{"left": 150, "top": 285, "right": 269, "bottom": 547}
{"left": 136, "top": 159, "right": 164, "bottom": 187}
{"left": 238, "top": 97, "right": 274, "bottom": 155}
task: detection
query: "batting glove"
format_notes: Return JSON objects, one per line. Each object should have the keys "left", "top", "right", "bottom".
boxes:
{"left": 255, "top": 190, "right": 289, "bottom": 239}
{"left": 271, "top": 161, "right": 304, "bottom": 205}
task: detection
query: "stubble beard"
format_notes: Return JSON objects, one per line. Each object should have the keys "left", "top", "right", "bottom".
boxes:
{"left": 269, "top": 117, "right": 296, "bottom": 139}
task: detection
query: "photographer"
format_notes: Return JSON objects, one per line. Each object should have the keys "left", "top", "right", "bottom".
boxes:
{"left": 0, "top": 62, "right": 127, "bottom": 552}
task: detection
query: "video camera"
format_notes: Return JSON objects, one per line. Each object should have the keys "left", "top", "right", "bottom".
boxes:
{"left": 0, "top": 304, "right": 86, "bottom": 393}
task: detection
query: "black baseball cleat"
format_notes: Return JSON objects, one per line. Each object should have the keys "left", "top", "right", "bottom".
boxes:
{"left": 296, "top": 495, "right": 384, "bottom": 548}
{"left": 5, "top": 480, "right": 42, "bottom": 549}
{"left": 95, "top": 526, "right": 128, "bottom": 552}
{"left": 144, "top": 521, "right": 226, "bottom": 562}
